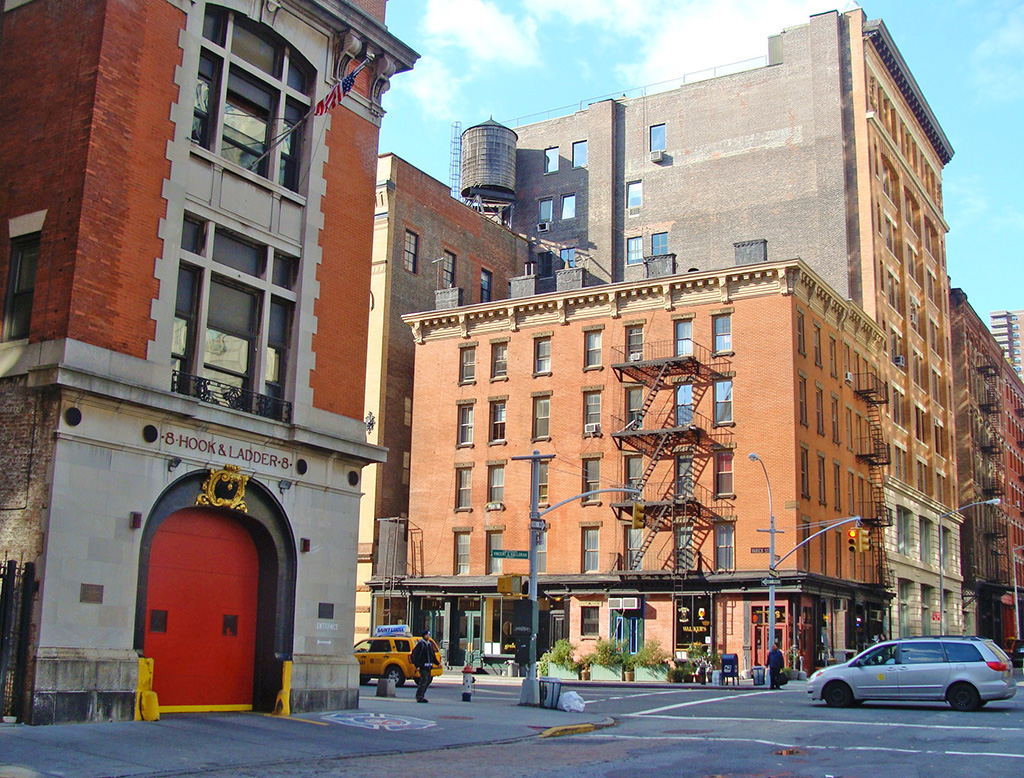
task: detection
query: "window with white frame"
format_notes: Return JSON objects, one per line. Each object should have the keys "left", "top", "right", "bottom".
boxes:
{"left": 715, "top": 523, "right": 734, "bottom": 570}
{"left": 455, "top": 531, "right": 470, "bottom": 574}
{"left": 582, "top": 528, "right": 600, "bottom": 572}
{"left": 561, "top": 194, "right": 576, "bottom": 220}
{"left": 713, "top": 314, "right": 732, "bottom": 352}
{"left": 459, "top": 346, "right": 476, "bottom": 383}
{"left": 490, "top": 401, "right": 506, "bottom": 442}
{"left": 487, "top": 531, "right": 503, "bottom": 574}
{"left": 544, "top": 147, "right": 559, "bottom": 173}
{"left": 626, "top": 527, "right": 643, "bottom": 569}
{"left": 455, "top": 468, "right": 472, "bottom": 510}
{"left": 582, "top": 458, "right": 600, "bottom": 500}
{"left": 674, "top": 319, "right": 693, "bottom": 356}
{"left": 457, "top": 404, "right": 474, "bottom": 445}
{"left": 584, "top": 329, "right": 602, "bottom": 368}
{"left": 539, "top": 198, "right": 553, "bottom": 222}
{"left": 533, "top": 396, "right": 550, "bottom": 439}
{"left": 626, "top": 386, "right": 643, "bottom": 426}
{"left": 491, "top": 342, "right": 507, "bottom": 378}
{"left": 583, "top": 391, "right": 602, "bottom": 429}
{"left": 626, "top": 181, "right": 642, "bottom": 209}
{"left": 488, "top": 465, "right": 505, "bottom": 505}
{"left": 537, "top": 460, "right": 549, "bottom": 504}
{"left": 534, "top": 337, "right": 551, "bottom": 374}
{"left": 649, "top": 123, "right": 666, "bottom": 152}
{"left": 193, "top": 7, "right": 313, "bottom": 192}
{"left": 571, "top": 140, "right": 587, "bottom": 168}
{"left": 676, "top": 383, "right": 693, "bottom": 425}
{"left": 676, "top": 525, "right": 693, "bottom": 570}
{"left": 626, "top": 236, "right": 643, "bottom": 265}
{"left": 676, "top": 455, "right": 693, "bottom": 498}
{"left": 714, "top": 379, "right": 733, "bottom": 424}
{"left": 625, "top": 325, "right": 643, "bottom": 360}
{"left": 714, "top": 451, "right": 734, "bottom": 496}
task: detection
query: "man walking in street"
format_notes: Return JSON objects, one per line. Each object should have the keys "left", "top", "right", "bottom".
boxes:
{"left": 767, "top": 641, "right": 785, "bottom": 689}
{"left": 411, "top": 629, "right": 438, "bottom": 703}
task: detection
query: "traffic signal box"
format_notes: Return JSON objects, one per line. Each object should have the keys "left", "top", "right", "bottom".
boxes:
{"left": 496, "top": 574, "right": 522, "bottom": 595}
{"left": 846, "top": 527, "right": 870, "bottom": 553}
{"left": 632, "top": 502, "right": 645, "bottom": 529}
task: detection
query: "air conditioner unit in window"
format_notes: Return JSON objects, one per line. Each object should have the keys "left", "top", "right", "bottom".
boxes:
{"left": 649, "top": 149, "right": 664, "bottom": 163}
{"left": 629, "top": 352, "right": 643, "bottom": 362}
{"left": 627, "top": 206, "right": 641, "bottom": 217}
{"left": 844, "top": 371, "right": 854, "bottom": 385}
{"left": 893, "top": 354, "right": 906, "bottom": 368}
{"left": 536, "top": 221, "right": 550, "bottom": 233}
{"left": 583, "top": 422, "right": 601, "bottom": 436}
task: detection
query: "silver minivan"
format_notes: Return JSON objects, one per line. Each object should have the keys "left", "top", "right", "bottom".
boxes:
{"left": 808, "top": 636, "right": 1017, "bottom": 711}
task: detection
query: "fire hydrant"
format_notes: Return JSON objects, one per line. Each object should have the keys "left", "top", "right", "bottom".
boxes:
{"left": 461, "top": 665, "right": 474, "bottom": 702}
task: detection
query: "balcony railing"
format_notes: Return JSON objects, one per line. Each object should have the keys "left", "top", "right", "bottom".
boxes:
{"left": 172, "top": 370, "right": 292, "bottom": 423}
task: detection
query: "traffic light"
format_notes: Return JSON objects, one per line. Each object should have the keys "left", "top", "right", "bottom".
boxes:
{"left": 856, "top": 528, "right": 871, "bottom": 553}
{"left": 632, "top": 501, "right": 645, "bottom": 529}
{"left": 846, "top": 528, "right": 858, "bottom": 553}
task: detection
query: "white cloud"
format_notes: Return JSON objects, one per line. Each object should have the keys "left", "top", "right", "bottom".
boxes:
{"left": 971, "top": 3, "right": 1024, "bottom": 101}
{"left": 389, "top": 55, "right": 468, "bottom": 122}
{"left": 422, "top": 0, "right": 540, "bottom": 64}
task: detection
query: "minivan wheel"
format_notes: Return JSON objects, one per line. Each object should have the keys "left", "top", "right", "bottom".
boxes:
{"left": 947, "top": 682, "right": 981, "bottom": 712}
{"left": 822, "top": 681, "right": 854, "bottom": 708}
{"left": 384, "top": 665, "right": 406, "bottom": 687}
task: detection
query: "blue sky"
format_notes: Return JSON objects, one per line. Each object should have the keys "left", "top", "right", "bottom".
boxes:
{"left": 377, "top": 0, "right": 1023, "bottom": 322}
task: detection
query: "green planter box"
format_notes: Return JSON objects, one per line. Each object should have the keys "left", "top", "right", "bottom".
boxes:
{"left": 545, "top": 663, "right": 579, "bottom": 680}
{"left": 634, "top": 664, "right": 669, "bottom": 682}
{"left": 591, "top": 664, "right": 623, "bottom": 681}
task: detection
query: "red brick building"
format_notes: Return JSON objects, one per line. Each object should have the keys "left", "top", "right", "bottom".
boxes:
{"left": 950, "top": 289, "right": 1024, "bottom": 641}
{"left": 404, "top": 259, "right": 887, "bottom": 673}
{"left": 0, "top": 0, "right": 413, "bottom": 723}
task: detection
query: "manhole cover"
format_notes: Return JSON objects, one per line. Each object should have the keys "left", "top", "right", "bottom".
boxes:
{"left": 774, "top": 748, "right": 802, "bottom": 756}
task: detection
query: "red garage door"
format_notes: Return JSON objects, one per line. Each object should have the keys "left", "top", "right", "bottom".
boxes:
{"left": 145, "top": 508, "right": 258, "bottom": 711}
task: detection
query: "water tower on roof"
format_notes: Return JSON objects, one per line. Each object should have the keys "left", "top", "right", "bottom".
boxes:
{"left": 460, "top": 118, "right": 517, "bottom": 225}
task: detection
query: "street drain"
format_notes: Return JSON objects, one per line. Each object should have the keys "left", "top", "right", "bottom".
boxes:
{"left": 774, "top": 748, "right": 802, "bottom": 756}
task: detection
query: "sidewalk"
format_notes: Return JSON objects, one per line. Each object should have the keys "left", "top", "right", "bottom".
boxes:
{"left": 0, "top": 677, "right": 607, "bottom": 778}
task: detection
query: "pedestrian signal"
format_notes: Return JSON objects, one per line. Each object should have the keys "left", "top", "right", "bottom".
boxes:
{"left": 631, "top": 501, "right": 645, "bottom": 529}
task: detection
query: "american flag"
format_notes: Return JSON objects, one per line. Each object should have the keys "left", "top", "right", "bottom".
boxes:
{"left": 314, "top": 61, "right": 366, "bottom": 116}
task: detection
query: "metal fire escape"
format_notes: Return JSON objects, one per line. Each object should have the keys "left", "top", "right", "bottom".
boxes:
{"left": 975, "top": 362, "right": 1007, "bottom": 582}
{"left": 853, "top": 372, "right": 894, "bottom": 589}
{"left": 610, "top": 339, "right": 732, "bottom": 572}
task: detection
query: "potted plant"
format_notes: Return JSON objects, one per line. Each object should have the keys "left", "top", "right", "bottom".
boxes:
{"left": 631, "top": 639, "right": 671, "bottom": 682}
{"left": 589, "top": 638, "right": 626, "bottom": 681}
{"left": 679, "top": 660, "right": 696, "bottom": 683}
{"left": 622, "top": 652, "right": 636, "bottom": 682}
{"left": 538, "top": 639, "right": 579, "bottom": 679}
{"left": 578, "top": 656, "right": 592, "bottom": 681}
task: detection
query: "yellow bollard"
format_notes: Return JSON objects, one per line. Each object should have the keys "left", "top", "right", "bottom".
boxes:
{"left": 273, "top": 660, "right": 292, "bottom": 716}
{"left": 135, "top": 658, "right": 160, "bottom": 721}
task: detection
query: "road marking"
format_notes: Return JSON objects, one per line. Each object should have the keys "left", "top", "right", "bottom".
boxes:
{"left": 322, "top": 712, "right": 436, "bottom": 731}
{"left": 588, "top": 733, "right": 1024, "bottom": 760}
{"left": 258, "top": 713, "right": 329, "bottom": 726}
{"left": 625, "top": 712, "right": 1024, "bottom": 733}
{"left": 633, "top": 690, "right": 777, "bottom": 714}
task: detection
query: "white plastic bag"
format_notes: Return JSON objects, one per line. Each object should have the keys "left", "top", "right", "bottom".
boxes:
{"left": 557, "top": 690, "right": 586, "bottom": 713}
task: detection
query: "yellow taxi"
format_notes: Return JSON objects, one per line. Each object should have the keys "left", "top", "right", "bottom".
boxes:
{"left": 354, "top": 626, "right": 443, "bottom": 686}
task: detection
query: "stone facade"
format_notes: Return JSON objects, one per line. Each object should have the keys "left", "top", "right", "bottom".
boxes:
{"left": 0, "top": 0, "right": 415, "bottom": 723}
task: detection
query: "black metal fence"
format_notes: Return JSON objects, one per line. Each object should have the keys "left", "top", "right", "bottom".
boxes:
{"left": 172, "top": 371, "right": 292, "bottom": 423}
{"left": 0, "top": 560, "right": 35, "bottom": 721}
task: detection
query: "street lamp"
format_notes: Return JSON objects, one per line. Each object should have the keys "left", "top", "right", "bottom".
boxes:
{"left": 749, "top": 453, "right": 781, "bottom": 661}
{"left": 1012, "top": 544, "right": 1024, "bottom": 642}
{"left": 937, "top": 498, "right": 1001, "bottom": 634}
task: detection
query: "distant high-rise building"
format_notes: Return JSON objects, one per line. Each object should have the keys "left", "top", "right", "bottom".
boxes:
{"left": 990, "top": 310, "right": 1023, "bottom": 377}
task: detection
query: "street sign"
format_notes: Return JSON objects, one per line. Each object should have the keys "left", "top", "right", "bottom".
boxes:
{"left": 491, "top": 549, "right": 529, "bottom": 559}
{"left": 750, "top": 547, "right": 770, "bottom": 554}
{"left": 761, "top": 578, "right": 780, "bottom": 586}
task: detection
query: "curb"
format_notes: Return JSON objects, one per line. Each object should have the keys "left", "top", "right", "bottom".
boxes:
{"left": 538, "top": 717, "right": 615, "bottom": 738}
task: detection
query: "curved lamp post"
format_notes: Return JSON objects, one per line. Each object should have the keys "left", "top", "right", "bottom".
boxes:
{"left": 748, "top": 453, "right": 779, "bottom": 658}
{"left": 937, "top": 497, "right": 1000, "bottom": 634}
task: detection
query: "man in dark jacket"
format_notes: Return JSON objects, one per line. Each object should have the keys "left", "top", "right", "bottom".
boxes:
{"left": 767, "top": 642, "right": 785, "bottom": 689}
{"left": 411, "top": 629, "right": 438, "bottom": 703}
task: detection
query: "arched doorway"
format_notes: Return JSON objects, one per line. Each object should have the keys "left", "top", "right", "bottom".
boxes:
{"left": 145, "top": 508, "right": 259, "bottom": 710}
{"left": 135, "top": 469, "right": 297, "bottom": 713}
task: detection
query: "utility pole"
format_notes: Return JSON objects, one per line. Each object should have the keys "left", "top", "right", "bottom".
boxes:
{"left": 511, "top": 450, "right": 554, "bottom": 706}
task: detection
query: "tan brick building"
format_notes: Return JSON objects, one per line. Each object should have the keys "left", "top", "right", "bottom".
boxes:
{"left": 404, "top": 259, "right": 887, "bottom": 673}
{"left": 0, "top": 0, "right": 413, "bottom": 723}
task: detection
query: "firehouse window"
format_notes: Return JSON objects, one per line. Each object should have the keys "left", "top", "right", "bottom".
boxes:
{"left": 193, "top": 7, "right": 312, "bottom": 193}
{"left": 204, "top": 281, "right": 258, "bottom": 389}
{"left": 4, "top": 234, "right": 39, "bottom": 342}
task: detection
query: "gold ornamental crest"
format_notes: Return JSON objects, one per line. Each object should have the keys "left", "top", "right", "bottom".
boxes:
{"left": 196, "top": 464, "right": 249, "bottom": 513}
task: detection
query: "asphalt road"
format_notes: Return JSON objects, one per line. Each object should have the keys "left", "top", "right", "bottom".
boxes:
{"left": 3, "top": 675, "right": 1023, "bottom": 778}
